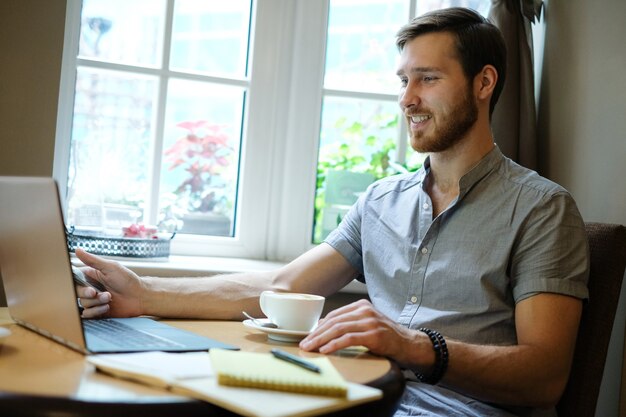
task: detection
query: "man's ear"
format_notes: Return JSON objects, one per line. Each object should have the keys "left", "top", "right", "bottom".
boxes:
{"left": 474, "top": 65, "right": 498, "bottom": 101}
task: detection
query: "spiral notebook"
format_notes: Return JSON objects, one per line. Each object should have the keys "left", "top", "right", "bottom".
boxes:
{"left": 209, "top": 348, "right": 348, "bottom": 397}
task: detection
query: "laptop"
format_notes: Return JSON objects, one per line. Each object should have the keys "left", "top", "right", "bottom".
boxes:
{"left": 0, "top": 176, "right": 237, "bottom": 353}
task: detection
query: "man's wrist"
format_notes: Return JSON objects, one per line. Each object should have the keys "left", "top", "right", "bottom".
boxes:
{"left": 399, "top": 327, "right": 437, "bottom": 374}
{"left": 138, "top": 276, "right": 158, "bottom": 316}
{"left": 414, "top": 328, "right": 449, "bottom": 385}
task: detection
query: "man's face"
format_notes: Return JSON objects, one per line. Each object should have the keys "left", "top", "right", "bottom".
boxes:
{"left": 396, "top": 32, "right": 478, "bottom": 153}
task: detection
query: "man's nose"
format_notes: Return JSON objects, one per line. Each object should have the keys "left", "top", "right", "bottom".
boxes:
{"left": 399, "top": 85, "right": 420, "bottom": 111}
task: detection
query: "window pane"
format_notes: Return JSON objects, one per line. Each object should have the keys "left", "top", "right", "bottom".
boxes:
{"left": 314, "top": 97, "right": 413, "bottom": 243}
{"left": 170, "top": 0, "right": 252, "bottom": 77}
{"left": 159, "top": 80, "right": 244, "bottom": 237}
{"left": 416, "top": 0, "right": 491, "bottom": 17}
{"left": 78, "top": 0, "right": 165, "bottom": 67}
{"left": 67, "top": 67, "right": 158, "bottom": 231}
{"left": 324, "top": 0, "right": 408, "bottom": 94}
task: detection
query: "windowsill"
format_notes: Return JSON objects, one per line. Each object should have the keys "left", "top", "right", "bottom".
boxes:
{"left": 73, "top": 254, "right": 368, "bottom": 294}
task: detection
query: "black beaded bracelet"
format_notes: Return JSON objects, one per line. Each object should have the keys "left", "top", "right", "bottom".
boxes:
{"left": 415, "top": 327, "right": 449, "bottom": 385}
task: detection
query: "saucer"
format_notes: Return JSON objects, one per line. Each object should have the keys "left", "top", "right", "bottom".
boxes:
{"left": 242, "top": 319, "right": 311, "bottom": 343}
{"left": 0, "top": 327, "right": 10, "bottom": 345}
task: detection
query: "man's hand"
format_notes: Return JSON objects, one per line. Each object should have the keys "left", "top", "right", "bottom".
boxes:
{"left": 299, "top": 299, "right": 434, "bottom": 370}
{"left": 74, "top": 248, "right": 145, "bottom": 318}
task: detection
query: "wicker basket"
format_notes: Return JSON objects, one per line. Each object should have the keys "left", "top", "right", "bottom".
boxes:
{"left": 66, "top": 227, "right": 175, "bottom": 258}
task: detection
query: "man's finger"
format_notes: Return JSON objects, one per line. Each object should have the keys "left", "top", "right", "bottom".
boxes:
{"left": 79, "top": 292, "right": 112, "bottom": 308}
{"left": 318, "top": 332, "right": 369, "bottom": 354}
{"left": 302, "top": 317, "right": 366, "bottom": 351}
{"left": 75, "top": 248, "right": 111, "bottom": 270}
{"left": 75, "top": 285, "right": 97, "bottom": 298}
{"left": 81, "top": 304, "right": 110, "bottom": 319}
{"left": 323, "top": 299, "right": 370, "bottom": 320}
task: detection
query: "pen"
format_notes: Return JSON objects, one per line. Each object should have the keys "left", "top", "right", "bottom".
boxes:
{"left": 270, "top": 349, "right": 321, "bottom": 373}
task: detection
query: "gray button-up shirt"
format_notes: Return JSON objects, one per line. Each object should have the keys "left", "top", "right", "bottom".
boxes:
{"left": 325, "top": 146, "right": 589, "bottom": 416}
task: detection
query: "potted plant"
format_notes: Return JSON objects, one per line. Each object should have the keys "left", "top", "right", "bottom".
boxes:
{"left": 162, "top": 120, "right": 234, "bottom": 235}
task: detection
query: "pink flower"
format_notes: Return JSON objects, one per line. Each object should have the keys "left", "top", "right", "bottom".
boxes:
{"left": 123, "top": 223, "right": 158, "bottom": 238}
{"left": 163, "top": 120, "right": 234, "bottom": 213}
{"left": 176, "top": 120, "right": 210, "bottom": 131}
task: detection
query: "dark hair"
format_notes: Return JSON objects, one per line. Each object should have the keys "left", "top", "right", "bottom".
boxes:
{"left": 396, "top": 7, "right": 506, "bottom": 117}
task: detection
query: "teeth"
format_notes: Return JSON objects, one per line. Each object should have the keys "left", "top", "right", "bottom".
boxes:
{"left": 410, "top": 115, "right": 431, "bottom": 123}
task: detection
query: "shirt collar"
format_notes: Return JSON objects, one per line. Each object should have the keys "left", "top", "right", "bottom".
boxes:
{"left": 418, "top": 144, "right": 504, "bottom": 196}
{"left": 458, "top": 145, "right": 503, "bottom": 196}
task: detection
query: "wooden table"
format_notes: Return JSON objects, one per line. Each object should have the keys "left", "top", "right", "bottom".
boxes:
{"left": 0, "top": 308, "right": 404, "bottom": 417}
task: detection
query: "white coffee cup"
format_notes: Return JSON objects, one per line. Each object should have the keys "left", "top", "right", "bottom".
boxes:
{"left": 259, "top": 291, "right": 325, "bottom": 332}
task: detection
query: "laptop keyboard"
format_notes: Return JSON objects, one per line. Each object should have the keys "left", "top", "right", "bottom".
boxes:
{"left": 83, "top": 319, "right": 184, "bottom": 349}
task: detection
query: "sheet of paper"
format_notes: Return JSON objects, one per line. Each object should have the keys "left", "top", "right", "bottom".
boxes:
{"left": 90, "top": 351, "right": 214, "bottom": 380}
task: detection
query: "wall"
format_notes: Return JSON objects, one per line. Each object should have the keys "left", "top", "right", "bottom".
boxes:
{"left": 0, "top": 0, "right": 66, "bottom": 177}
{"left": 538, "top": 0, "right": 626, "bottom": 224}
{"left": 0, "top": 0, "right": 66, "bottom": 307}
{"left": 538, "top": 0, "right": 626, "bottom": 416}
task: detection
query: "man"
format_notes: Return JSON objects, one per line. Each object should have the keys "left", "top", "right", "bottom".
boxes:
{"left": 77, "top": 8, "right": 589, "bottom": 416}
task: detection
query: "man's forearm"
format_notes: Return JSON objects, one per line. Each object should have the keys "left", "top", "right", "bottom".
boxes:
{"left": 140, "top": 271, "right": 276, "bottom": 319}
{"left": 136, "top": 244, "right": 358, "bottom": 320}
{"left": 438, "top": 340, "right": 569, "bottom": 408}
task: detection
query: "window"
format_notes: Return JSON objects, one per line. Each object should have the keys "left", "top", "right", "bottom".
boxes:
{"left": 61, "top": 0, "right": 250, "bottom": 240}
{"left": 55, "top": 0, "right": 490, "bottom": 261}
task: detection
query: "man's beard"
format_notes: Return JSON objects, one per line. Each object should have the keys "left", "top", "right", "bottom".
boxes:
{"left": 409, "top": 86, "right": 478, "bottom": 153}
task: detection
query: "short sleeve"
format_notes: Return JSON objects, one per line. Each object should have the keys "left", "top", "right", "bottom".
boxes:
{"left": 510, "top": 191, "right": 590, "bottom": 303}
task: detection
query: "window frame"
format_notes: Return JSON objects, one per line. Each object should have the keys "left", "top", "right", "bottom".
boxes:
{"left": 54, "top": 0, "right": 326, "bottom": 261}
{"left": 54, "top": 0, "right": 482, "bottom": 262}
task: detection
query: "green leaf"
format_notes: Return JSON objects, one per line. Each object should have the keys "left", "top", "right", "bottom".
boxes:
{"left": 334, "top": 116, "right": 347, "bottom": 128}
{"left": 345, "top": 122, "right": 363, "bottom": 135}
{"left": 384, "top": 114, "right": 399, "bottom": 128}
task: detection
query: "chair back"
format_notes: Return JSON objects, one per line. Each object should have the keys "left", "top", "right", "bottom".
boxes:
{"left": 0, "top": 271, "right": 6, "bottom": 307}
{"left": 556, "top": 222, "right": 626, "bottom": 417}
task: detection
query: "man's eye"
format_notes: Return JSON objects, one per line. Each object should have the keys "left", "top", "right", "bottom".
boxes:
{"left": 399, "top": 78, "right": 408, "bottom": 87}
{"left": 423, "top": 76, "right": 438, "bottom": 82}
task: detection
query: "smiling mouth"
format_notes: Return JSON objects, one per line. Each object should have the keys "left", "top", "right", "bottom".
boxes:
{"left": 409, "top": 114, "right": 432, "bottom": 124}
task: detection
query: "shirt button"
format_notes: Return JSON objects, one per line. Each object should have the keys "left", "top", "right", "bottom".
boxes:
{"left": 422, "top": 203, "right": 429, "bottom": 210}
{"left": 421, "top": 247, "right": 428, "bottom": 254}
{"left": 410, "top": 296, "right": 418, "bottom": 303}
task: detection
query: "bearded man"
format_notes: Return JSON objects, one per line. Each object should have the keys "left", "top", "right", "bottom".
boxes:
{"left": 77, "top": 8, "right": 589, "bottom": 417}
